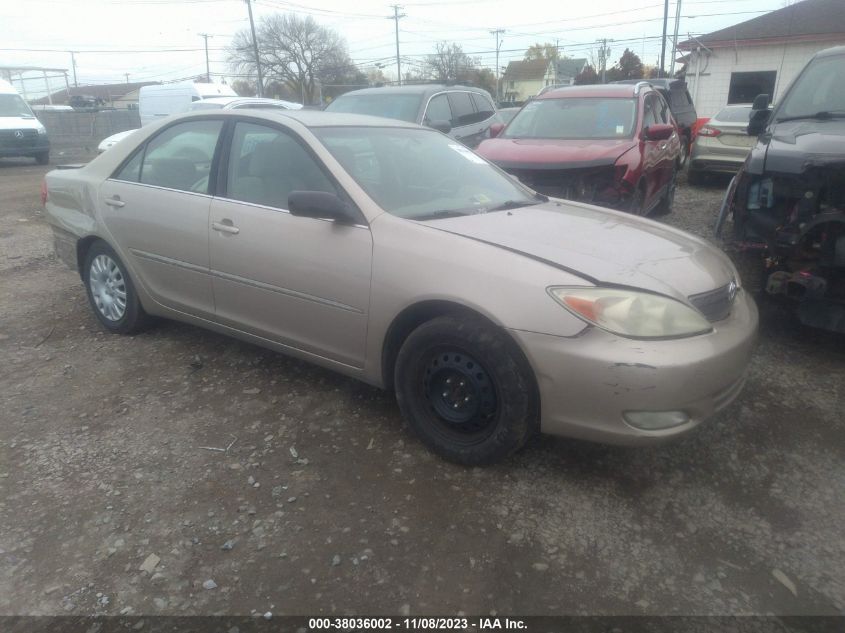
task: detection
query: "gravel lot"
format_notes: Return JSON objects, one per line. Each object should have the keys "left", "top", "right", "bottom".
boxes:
{"left": 1, "top": 156, "right": 843, "bottom": 617}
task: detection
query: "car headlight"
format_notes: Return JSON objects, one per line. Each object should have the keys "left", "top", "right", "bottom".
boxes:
{"left": 37, "top": 126, "right": 48, "bottom": 135}
{"left": 548, "top": 287, "right": 712, "bottom": 339}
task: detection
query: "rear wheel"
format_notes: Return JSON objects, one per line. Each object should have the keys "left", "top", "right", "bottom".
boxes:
{"left": 82, "top": 241, "right": 149, "bottom": 334}
{"left": 394, "top": 315, "right": 537, "bottom": 465}
{"left": 653, "top": 168, "right": 677, "bottom": 216}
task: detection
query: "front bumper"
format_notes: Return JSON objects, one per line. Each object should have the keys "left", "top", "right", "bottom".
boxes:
{"left": 509, "top": 290, "right": 758, "bottom": 445}
{"left": 0, "top": 137, "right": 50, "bottom": 157}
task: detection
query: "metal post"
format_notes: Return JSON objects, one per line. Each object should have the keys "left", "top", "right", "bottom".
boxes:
{"left": 659, "top": 0, "right": 669, "bottom": 77}
{"left": 199, "top": 33, "right": 212, "bottom": 82}
{"left": 389, "top": 5, "right": 405, "bottom": 85}
{"left": 491, "top": 29, "right": 504, "bottom": 102}
{"left": 245, "top": 0, "right": 264, "bottom": 96}
{"left": 70, "top": 51, "right": 78, "bottom": 88}
{"left": 44, "top": 71, "right": 53, "bottom": 104}
{"left": 669, "top": 0, "right": 683, "bottom": 77}
{"left": 125, "top": 73, "right": 130, "bottom": 83}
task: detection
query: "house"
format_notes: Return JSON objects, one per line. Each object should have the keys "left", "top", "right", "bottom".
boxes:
{"left": 502, "top": 57, "right": 589, "bottom": 103}
{"left": 502, "top": 58, "right": 550, "bottom": 103}
{"left": 677, "top": 0, "right": 845, "bottom": 117}
{"left": 31, "top": 81, "right": 158, "bottom": 109}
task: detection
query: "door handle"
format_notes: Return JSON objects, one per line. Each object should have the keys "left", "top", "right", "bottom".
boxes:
{"left": 104, "top": 196, "right": 125, "bottom": 208}
{"left": 212, "top": 221, "right": 240, "bottom": 235}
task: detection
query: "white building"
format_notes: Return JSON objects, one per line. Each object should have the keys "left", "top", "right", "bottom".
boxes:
{"left": 678, "top": 0, "right": 845, "bottom": 118}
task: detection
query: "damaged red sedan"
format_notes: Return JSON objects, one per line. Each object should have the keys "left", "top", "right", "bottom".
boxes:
{"left": 476, "top": 83, "right": 682, "bottom": 216}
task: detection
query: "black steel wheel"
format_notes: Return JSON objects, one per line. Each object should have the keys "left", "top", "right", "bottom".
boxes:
{"left": 395, "top": 314, "right": 538, "bottom": 465}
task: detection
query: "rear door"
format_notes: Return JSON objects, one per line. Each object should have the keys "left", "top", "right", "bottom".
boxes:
{"left": 447, "top": 91, "right": 483, "bottom": 147}
{"left": 99, "top": 118, "right": 223, "bottom": 317}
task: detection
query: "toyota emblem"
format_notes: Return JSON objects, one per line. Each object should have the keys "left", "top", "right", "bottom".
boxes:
{"left": 14, "top": 130, "right": 24, "bottom": 139}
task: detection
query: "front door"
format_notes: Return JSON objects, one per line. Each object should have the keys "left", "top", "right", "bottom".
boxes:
{"left": 99, "top": 118, "right": 223, "bottom": 317}
{"left": 208, "top": 120, "right": 373, "bottom": 368}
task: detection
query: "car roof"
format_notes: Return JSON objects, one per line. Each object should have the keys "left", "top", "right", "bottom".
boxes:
{"left": 815, "top": 45, "right": 845, "bottom": 58}
{"left": 199, "top": 96, "right": 302, "bottom": 108}
{"left": 177, "top": 108, "right": 424, "bottom": 129}
{"left": 536, "top": 84, "right": 644, "bottom": 99}
{"left": 612, "top": 78, "right": 687, "bottom": 90}
{"left": 335, "top": 84, "right": 491, "bottom": 99}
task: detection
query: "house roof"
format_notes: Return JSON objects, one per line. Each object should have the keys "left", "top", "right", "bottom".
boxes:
{"left": 679, "top": 0, "right": 845, "bottom": 49}
{"left": 555, "top": 58, "right": 588, "bottom": 78}
{"left": 31, "top": 81, "right": 159, "bottom": 105}
{"left": 502, "top": 58, "right": 550, "bottom": 82}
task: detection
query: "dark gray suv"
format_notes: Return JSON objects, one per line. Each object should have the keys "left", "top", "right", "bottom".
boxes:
{"left": 325, "top": 84, "right": 502, "bottom": 148}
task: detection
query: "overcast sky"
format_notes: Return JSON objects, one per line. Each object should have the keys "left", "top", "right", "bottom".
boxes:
{"left": 3, "top": 0, "right": 782, "bottom": 98}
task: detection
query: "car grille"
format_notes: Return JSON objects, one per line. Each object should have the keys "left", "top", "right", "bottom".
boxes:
{"left": 504, "top": 166, "right": 621, "bottom": 207}
{"left": 0, "top": 128, "right": 39, "bottom": 148}
{"left": 688, "top": 282, "right": 737, "bottom": 322}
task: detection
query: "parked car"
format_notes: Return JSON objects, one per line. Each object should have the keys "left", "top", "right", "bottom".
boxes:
{"left": 688, "top": 105, "right": 756, "bottom": 184}
{"left": 325, "top": 84, "right": 502, "bottom": 148}
{"left": 97, "top": 94, "right": 299, "bottom": 153}
{"left": 717, "top": 45, "right": 845, "bottom": 334}
{"left": 613, "top": 79, "right": 697, "bottom": 166}
{"left": 497, "top": 106, "right": 520, "bottom": 125}
{"left": 69, "top": 94, "right": 101, "bottom": 111}
{"left": 0, "top": 79, "right": 50, "bottom": 164}
{"left": 42, "top": 109, "right": 756, "bottom": 464}
{"left": 476, "top": 83, "right": 682, "bottom": 216}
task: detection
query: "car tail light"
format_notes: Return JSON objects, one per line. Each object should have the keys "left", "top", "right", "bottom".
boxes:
{"left": 40, "top": 179, "right": 49, "bottom": 205}
{"left": 698, "top": 126, "right": 722, "bottom": 137}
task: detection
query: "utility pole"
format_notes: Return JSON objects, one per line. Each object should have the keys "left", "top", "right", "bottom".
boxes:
{"left": 388, "top": 5, "right": 405, "bottom": 85}
{"left": 124, "top": 73, "right": 130, "bottom": 84}
{"left": 669, "top": 0, "right": 683, "bottom": 77}
{"left": 659, "top": 0, "right": 669, "bottom": 77}
{"left": 596, "top": 39, "right": 612, "bottom": 83}
{"left": 69, "top": 51, "right": 78, "bottom": 88}
{"left": 198, "top": 33, "right": 213, "bottom": 82}
{"left": 245, "top": 0, "right": 264, "bottom": 96}
{"left": 491, "top": 29, "right": 504, "bottom": 103}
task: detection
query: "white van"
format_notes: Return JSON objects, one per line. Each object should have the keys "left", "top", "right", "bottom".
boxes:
{"left": 97, "top": 81, "right": 238, "bottom": 153}
{"left": 0, "top": 79, "right": 50, "bottom": 164}
{"left": 139, "top": 81, "right": 237, "bottom": 126}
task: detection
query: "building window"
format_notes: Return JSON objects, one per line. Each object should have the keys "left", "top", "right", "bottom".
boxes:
{"left": 728, "top": 71, "right": 776, "bottom": 105}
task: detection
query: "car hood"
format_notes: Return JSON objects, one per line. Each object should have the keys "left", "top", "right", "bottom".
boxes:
{"left": 763, "top": 119, "right": 845, "bottom": 174}
{"left": 477, "top": 137, "right": 637, "bottom": 169}
{"left": 0, "top": 116, "right": 43, "bottom": 130}
{"left": 424, "top": 202, "right": 735, "bottom": 300}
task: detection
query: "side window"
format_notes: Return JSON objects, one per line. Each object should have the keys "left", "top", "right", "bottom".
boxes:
{"left": 470, "top": 93, "right": 495, "bottom": 121}
{"left": 447, "top": 92, "right": 475, "bottom": 127}
{"left": 139, "top": 119, "right": 222, "bottom": 193}
{"left": 115, "top": 149, "right": 143, "bottom": 183}
{"left": 226, "top": 121, "right": 337, "bottom": 210}
{"left": 642, "top": 97, "right": 658, "bottom": 129}
{"left": 425, "top": 94, "right": 452, "bottom": 124}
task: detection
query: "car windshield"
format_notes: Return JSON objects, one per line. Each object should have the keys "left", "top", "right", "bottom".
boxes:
{"left": 777, "top": 55, "right": 845, "bottom": 120}
{"left": 714, "top": 106, "right": 752, "bottom": 122}
{"left": 0, "top": 94, "right": 35, "bottom": 117}
{"left": 325, "top": 93, "right": 422, "bottom": 123}
{"left": 504, "top": 97, "right": 637, "bottom": 139}
{"left": 313, "top": 126, "right": 540, "bottom": 220}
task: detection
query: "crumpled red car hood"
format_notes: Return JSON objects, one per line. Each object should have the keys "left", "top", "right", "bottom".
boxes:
{"left": 476, "top": 137, "right": 639, "bottom": 169}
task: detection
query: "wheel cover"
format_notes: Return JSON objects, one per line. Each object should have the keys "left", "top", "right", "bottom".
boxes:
{"left": 89, "top": 254, "right": 127, "bottom": 321}
{"left": 423, "top": 349, "right": 498, "bottom": 436}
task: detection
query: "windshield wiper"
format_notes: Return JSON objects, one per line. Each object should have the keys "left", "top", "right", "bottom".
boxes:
{"left": 412, "top": 209, "right": 472, "bottom": 221}
{"left": 486, "top": 198, "right": 545, "bottom": 212}
{"left": 776, "top": 110, "right": 845, "bottom": 123}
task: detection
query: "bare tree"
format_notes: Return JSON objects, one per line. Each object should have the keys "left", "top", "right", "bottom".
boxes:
{"left": 426, "top": 42, "right": 477, "bottom": 83}
{"left": 229, "top": 13, "right": 358, "bottom": 104}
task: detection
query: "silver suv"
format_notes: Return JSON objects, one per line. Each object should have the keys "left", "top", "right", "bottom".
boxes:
{"left": 325, "top": 84, "right": 502, "bottom": 148}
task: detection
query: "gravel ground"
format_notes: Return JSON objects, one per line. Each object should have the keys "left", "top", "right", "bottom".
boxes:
{"left": 1, "top": 157, "right": 843, "bottom": 617}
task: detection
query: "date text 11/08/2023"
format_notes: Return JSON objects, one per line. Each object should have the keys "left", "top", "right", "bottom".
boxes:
{"left": 308, "top": 617, "right": 528, "bottom": 630}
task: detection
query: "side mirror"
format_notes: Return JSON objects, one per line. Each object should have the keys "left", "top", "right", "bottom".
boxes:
{"left": 288, "top": 191, "right": 357, "bottom": 223}
{"left": 427, "top": 119, "right": 452, "bottom": 134}
{"left": 489, "top": 122, "right": 505, "bottom": 138}
{"left": 644, "top": 123, "right": 674, "bottom": 141}
{"left": 748, "top": 94, "right": 771, "bottom": 136}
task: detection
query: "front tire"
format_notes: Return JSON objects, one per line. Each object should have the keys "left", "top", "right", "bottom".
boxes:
{"left": 394, "top": 315, "right": 537, "bottom": 465}
{"left": 82, "top": 241, "right": 149, "bottom": 334}
{"left": 35, "top": 152, "right": 49, "bottom": 165}
{"left": 653, "top": 168, "right": 677, "bottom": 216}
